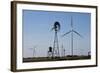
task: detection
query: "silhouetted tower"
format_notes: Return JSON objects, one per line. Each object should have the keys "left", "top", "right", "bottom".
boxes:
{"left": 52, "top": 21, "right": 60, "bottom": 57}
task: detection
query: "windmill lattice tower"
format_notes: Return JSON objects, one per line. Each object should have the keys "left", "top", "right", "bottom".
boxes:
{"left": 52, "top": 21, "right": 60, "bottom": 57}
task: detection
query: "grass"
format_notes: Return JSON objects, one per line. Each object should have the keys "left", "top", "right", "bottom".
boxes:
{"left": 23, "top": 55, "right": 91, "bottom": 62}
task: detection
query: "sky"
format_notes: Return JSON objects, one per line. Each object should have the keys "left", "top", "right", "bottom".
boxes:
{"left": 22, "top": 10, "right": 91, "bottom": 58}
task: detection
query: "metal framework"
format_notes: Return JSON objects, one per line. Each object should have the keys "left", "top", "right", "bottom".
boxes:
{"left": 52, "top": 22, "right": 60, "bottom": 57}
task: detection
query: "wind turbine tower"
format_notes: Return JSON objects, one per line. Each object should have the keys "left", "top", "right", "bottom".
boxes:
{"left": 62, "top": 16, "right": 82, "bottom": 56}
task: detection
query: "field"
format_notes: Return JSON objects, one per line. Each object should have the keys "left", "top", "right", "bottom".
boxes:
{"left": 23, "top": 55, "right": 91, "bottom": 62}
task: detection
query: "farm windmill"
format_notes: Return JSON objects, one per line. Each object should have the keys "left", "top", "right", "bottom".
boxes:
{"left": 52, "top": 21, "right": 61, "bottom": 57}
{"left": 62, "top": 16, "right": 82, "bottom": 56}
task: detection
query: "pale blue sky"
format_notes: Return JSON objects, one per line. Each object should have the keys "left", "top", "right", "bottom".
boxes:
{"left": 22, "top": 10, "right": 91, "bottom": 58}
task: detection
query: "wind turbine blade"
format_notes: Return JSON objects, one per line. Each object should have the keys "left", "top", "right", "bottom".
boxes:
{"left": 73, "top": 30, "right": 82, "bottom": 37}
{"left": 71, "top": 16, "right": 73, "bottom": 29}
{"left": 62, "top": 30, "right": 71, "bottom": 37}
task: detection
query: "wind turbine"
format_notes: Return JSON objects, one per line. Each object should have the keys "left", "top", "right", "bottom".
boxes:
{"left": 29, "top": 46, "right": 36, "bottom": 57}
{"left": 33, "top": 46, "right": 36, "bottom": 57}
{"left": 62, "top": 16, "right": 82, "bottom": 56}
{"left": 61, "top": 44, "right": 65, "bottom": 57}
{"left": 52, "top": 21, "right": 61, "bottom": 57}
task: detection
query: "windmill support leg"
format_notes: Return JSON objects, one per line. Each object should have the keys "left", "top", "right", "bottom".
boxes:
{"left": 52, "top": 31, "right": 60, "bottom": 58}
